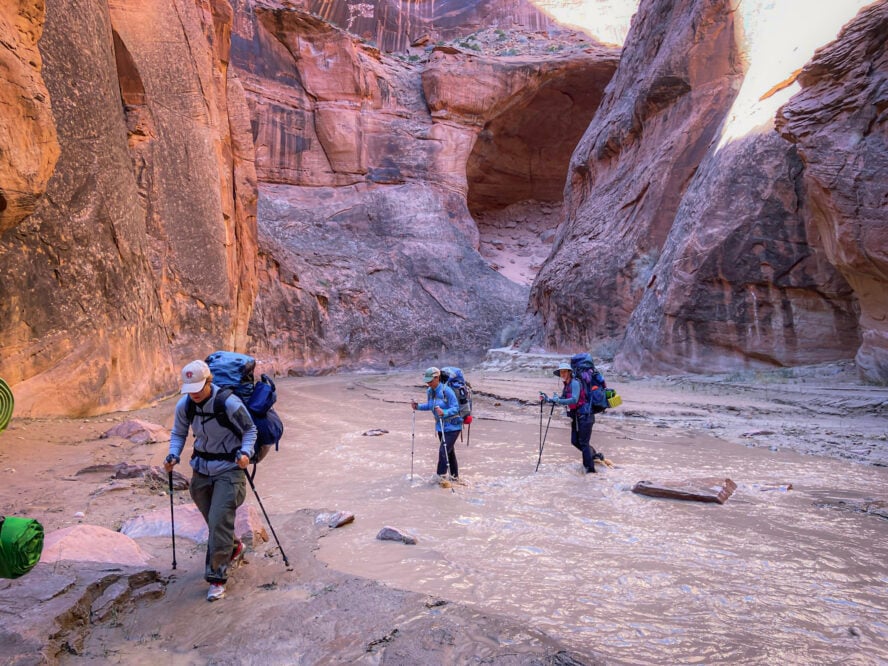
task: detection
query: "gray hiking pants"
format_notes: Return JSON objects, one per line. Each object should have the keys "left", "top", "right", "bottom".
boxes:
{"left": 190, "top": 467, "right": 246, "bottom": 584}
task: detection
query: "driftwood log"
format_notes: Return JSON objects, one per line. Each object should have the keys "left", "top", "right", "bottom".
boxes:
{"left": 632, "top": 477, "right": 737, "bottom": 504}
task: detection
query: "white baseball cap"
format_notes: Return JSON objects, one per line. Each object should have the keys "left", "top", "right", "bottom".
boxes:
{"left": 180, "top": 360, "right": 211, "bottom": 394}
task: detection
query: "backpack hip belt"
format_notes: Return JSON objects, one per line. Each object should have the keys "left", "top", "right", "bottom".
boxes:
{"left": 191, "top": 449, "right": 238, "bottom": 462}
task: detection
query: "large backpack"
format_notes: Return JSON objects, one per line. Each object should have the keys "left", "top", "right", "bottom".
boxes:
{"left": 570, "top": 353, "right": 609, "bottom": 415}
{"left": 186, "top": 351, "right": 284, "bottom": 464}
{"left": 439, "top": 366, "right": 472, "bottom": 420}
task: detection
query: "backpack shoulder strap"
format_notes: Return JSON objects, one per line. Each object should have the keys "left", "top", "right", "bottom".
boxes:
{"left": 213, "top": 387, "right": 242, "bottom": 437}
{"left": 184, "top": 388, "right": 243, "bottom": 440}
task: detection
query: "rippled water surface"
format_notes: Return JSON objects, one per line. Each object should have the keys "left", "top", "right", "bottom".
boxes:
{"left": 263, "top": 373, "right": 888, "bottom": 665}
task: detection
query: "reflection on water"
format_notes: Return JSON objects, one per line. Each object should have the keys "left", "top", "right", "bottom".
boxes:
{"left": 265, "top": 373, "right": 888, "bottom": 665}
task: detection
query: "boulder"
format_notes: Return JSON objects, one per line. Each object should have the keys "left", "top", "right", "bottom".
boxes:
{"left": 40, "top": 525, "right": 153, "bottom": 566}
{"left": 315, "top": 511, "right": 356, "bottom": 528}
{"left": 120, "top": 503, "right": 268, "bottom": 546}
{"left": 376, "top": 526, "right": 417, "bottom": 545}
{"left": 527, "top": 0, "right": 747, "bottom": 353}
{"left": 100, "top": 419, "right": 169, "bottom": 444}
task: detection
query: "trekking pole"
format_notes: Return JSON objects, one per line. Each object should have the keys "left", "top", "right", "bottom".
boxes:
{"left": 167, "top": 471, "right": 177, "bottom": 570}
{"left": 245, "top": 470, "right": 291, "bottom": 568}
{"left": 410, "top": 409, "right": 416, "bottom": 481}
{"left": 535, "top": 400, "right": 556, "bottom": 472}
{"left": 538, "top": 396, "right": 543, "bottom": 465}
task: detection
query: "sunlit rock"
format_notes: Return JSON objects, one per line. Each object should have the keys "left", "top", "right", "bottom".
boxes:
{"left": 0, "top": 0, "right": 258, "bottom": 417}
{"left": 0, "top": 0, "right": 59, "bottom": 234}
{"left": 282, "top": 0, "right": 637, "bottom": 52}
{"left": 525, "top": 0, "right": 875, "bottom": 377}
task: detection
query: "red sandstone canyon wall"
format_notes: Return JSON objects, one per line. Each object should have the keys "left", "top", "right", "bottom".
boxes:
{"left": 230, "top": 4, "right": 618, "bottom": 373}
{"left": 0, "top": 0, "right": 258, "bottom": 416}
{"left": 776, "top": 1, "right": 888, "bottom": 384}
{"left": 524, "top": 0, "right": 884, "bottom": 382}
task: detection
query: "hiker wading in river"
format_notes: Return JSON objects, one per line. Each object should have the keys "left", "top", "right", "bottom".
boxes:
{"left": 412, "top": 366, "right": 463, "bottom": 483}
{"left": 541, "top": 361, "right": 598, "bottom": 474}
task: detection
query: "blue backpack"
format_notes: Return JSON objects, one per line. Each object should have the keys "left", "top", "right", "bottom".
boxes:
{"left": 570, "top": 353, "right": 609, "bottom": 415}
{"left": 439, "top": 366, "right": 472, "bottom": 420}
{"left": 186, "top": 351, "right": 284, "bottom": 463}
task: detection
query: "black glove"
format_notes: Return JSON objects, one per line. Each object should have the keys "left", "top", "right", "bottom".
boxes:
{"left": 165, "top": 453, "right": 180, "bottom": 465}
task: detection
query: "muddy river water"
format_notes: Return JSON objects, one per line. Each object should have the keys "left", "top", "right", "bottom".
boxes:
{"left": 257, "top": 371, "right": 887, "bottom": 665}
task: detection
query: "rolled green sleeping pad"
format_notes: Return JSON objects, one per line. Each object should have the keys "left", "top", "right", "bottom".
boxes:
{"left": 0, "top": 516, "right": 44, "bottom": 579}
{"left": 0, "top": 377, "right": 12, "bottom": 432}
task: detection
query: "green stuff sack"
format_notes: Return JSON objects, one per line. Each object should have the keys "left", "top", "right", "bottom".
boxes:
{"left": 0, "top": 516, "right": 44, "bottom": 579}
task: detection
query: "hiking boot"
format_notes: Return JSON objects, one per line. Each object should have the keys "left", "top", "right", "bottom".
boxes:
{"left": 230, "top": 539, "right": 245, "bottom": 567}
{"left": 585, "top": 465, "right": 597, "bottom": 474}
{"left": 207, "top": 583, "right": 225, "bottom": 601}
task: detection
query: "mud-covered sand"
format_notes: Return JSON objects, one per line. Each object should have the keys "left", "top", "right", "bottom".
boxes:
{"left": 1, "top": 358, "right": 886, "bottom": 664}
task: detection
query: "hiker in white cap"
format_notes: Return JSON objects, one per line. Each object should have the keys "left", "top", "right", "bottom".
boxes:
{"left": 541, "top": 361, "right": 598, "bottom": 474}
{"left": 163, "top": 359, "right": 258, "bottom": 601}
{"left": 412, "top": 366, "right": 463, "bottom": 483}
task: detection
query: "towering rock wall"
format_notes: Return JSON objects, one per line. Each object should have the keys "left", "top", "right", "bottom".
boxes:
{"left": 232, "top": 4, "right": 618, "bottom": 373}
{"left": 526, "top": 0, "right": 883, "bottom": 381}
{"left": 528, "top": 0, "right": 747, "bottom": 352}
{"left": 0, "top": 0, "right": 59, "bottom": 234}
{"left": 0, "top": 0, "right": 258, "bottom": 416}
{"left": 776, "top": 1, "right": 888, "bottom": 383}
{"left": 291, "top": 0, "right": 632, "bottom": 52}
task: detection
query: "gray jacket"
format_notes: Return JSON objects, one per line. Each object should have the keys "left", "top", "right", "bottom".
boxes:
{"left": 169, "top": 385, "right": 258, "bottom": 476}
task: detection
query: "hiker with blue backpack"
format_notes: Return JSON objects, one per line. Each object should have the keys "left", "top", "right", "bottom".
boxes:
{"left": 540, "top": 359, "right": 604, "bottom": 474}
{"left": 163, "top": 359, "right": 257, "bottom": 602}
{"left": 411, "top": 366, "right": 463, "bottom": 484}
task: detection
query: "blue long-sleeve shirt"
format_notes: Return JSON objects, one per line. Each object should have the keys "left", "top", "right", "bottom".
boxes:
{"left": 417, "top": 383, "right": 463, "bottom": 432}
